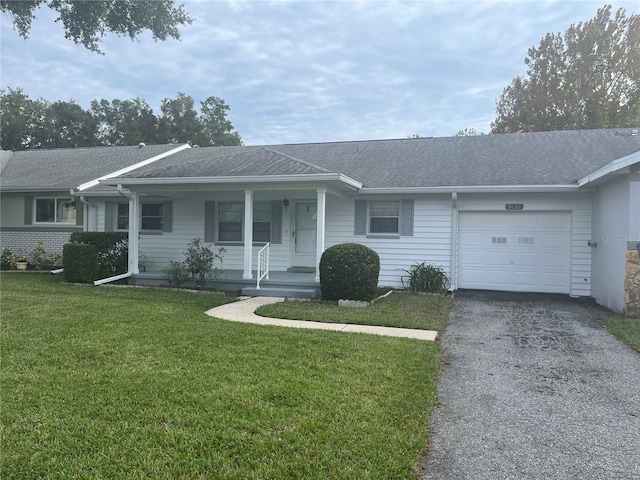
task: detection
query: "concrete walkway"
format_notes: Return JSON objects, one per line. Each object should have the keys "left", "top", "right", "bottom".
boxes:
{"left": 205, "top": 296, "right": 438, "bottom": 341}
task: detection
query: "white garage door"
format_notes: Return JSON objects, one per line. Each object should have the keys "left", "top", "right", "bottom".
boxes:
{"left": 458, "top": 212, "right": 571, "bottom": 294}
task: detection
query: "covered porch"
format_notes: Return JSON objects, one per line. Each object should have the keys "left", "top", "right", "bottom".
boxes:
{"left": 133, "top": 268, "right": 320, "bottom": 298}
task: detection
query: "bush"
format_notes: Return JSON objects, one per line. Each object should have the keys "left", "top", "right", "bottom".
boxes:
{"left": 30, "top": 241, "right": 63, "bottom": 269}
{"left": 165, "top": 260, "right": 190, "bottom": 288}
{"left": 183, "top": 238, "right": 226, "bottom": 290}
{"left": 401, "top": 262, "right": 449, "bottom": 294}
{"left": 1, "top": 247, "right": 13, "bottom": 268}
{"left": 69, "top": 232, "right": 128, "bottom": 277}
{"left": 320, "top": 243, "right": 380, "bottom": 302}
{"left": 63, "top": 244, "right": 98, "bottom": 283}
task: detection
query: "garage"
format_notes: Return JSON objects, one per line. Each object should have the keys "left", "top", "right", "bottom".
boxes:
{"left": 458, "top": 212, "right": 571, "bottom": 294}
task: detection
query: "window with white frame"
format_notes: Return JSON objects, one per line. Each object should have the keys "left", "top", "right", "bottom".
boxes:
{"left": 141, "top": 203, "right": 164, "bottom": 231}
{"left": 253, "top": 202, "right": 272, "bottom": 242}
{"left": 216, "top": 202, "right": 274, "bottom": 243}
{"left": 218, "top": 202, "right": 243, "bottom": 242}
{"left": 369, "top": 200, "right": 399, "bottom": 234}
{"left": 35, "top": 198, "right": 76, "bottom": 223}
{"left": 117, "top": 203, "right": 129, "bottom": 230}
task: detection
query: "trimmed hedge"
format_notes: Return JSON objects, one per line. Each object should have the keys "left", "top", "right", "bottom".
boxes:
{"left": 320, "top": 243, "right": 380, "bottom": 302}
{"left": 63, "top": 244, "right": 98, "bottom": 283}
{"left": 69, "top": 232, "right": 128, "bottom": 278}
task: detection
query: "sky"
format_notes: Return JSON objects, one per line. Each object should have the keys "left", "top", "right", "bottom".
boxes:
{"left": 1, "top": 0, "right": 638, "bottom": 146}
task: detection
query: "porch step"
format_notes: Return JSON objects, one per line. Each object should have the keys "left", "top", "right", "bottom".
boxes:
{"left": 287, "top": 267, "right": 316, "bottom": 274}
{"left": 242, "top": 286, "right": 319, "bottom": 299}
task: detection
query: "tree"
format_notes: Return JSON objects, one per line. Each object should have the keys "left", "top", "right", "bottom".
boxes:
{"left": 0, "top": 0, "right": 192, "bottom": 53}
{"left": 158, "top": 92, "right": 201, "bottom": 144}
{"left": 491, "top": 5, "right": 640, "bottom": 133}
{"left": 455, "top": 128, "right": 484, "bottom": 136}
{"left": 1, "top": 87, "right": 48, "bottom": 150}
{"left": 44, "top": 100, "right": 99, "bottom": 148}
{"left": 91, "top": 98, "right": 158, "bottom": 146}
{"left": 198, "top": 96, "right": 243, "bottom": 146}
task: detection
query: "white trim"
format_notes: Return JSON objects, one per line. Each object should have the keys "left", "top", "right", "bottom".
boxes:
{"left": 77, "top": 144, "right": 191, "bottom": 191}
{"left": 243, "top": 190, "right": 254, "bottom": 279}
{"left": 315, "top": 189, "right": 326, "bottom": 283}
{"left": 100, "top": 173, "right": 362, "bottom": 190}
{"left": 577, "top": 150, "right": 640, "bottom": 187}
{"left": 359, "top": 184, "right": 581, "bottom": 194}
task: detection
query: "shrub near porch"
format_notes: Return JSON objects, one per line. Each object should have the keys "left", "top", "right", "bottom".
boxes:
{"left": 1, "top": 274, "right": 441, "bottom": 479}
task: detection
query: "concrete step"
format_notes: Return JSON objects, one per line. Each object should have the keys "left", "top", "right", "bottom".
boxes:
{"left": 242, "top": 286, "right": 319, "bottom": 298}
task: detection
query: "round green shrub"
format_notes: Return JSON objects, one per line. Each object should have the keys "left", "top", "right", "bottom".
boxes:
{"left": 320, "top": 243, "right": 380, "bottom": 302}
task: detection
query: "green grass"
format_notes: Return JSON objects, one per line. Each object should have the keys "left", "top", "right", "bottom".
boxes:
{"left": 1, "top": 274, "right": 441, "bottom": 479}
{"left": 603, "top": 315, "right": 640, "bottom": 351}
{"left": 255, "top": 292, "right": 451, "bottom": 332}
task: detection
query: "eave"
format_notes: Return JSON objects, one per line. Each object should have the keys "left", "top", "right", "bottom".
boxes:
{"left": 577, "top": 150, "right": 640, "bottom": 187}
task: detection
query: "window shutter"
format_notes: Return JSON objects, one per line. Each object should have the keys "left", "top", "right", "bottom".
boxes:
{"left": 162, "top": 201, "right": 173, "bottom": 232}
{"left": 75, "top": 201, "right": 84, "bottom": 226}
{"left": 204, "top": 201, "right": 215, "bottom": 243}
{"left": 400, "top": 199, "right": 414, "bottom": 236}
{"left": 271, "top": 201, "right": 282, "bottom": 244}
{"left": 104, "top": 201, "right": 115, "bottom": 231}
{"left": 354, "top": 200, "right": 367, "bottom": 235}
{"left": 24, "top": 196, "right": 33, "bottom": 225}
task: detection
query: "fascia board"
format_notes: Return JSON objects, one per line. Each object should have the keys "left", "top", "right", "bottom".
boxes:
{"left": 101, "top": 173, "right": 363, "bottom": 190}
{"left": 358, "top": 184, "right": 580, "bottom": 194}
{"left": 76, "top": 144, "right": 191, "bottom": 192}
{"left": 577, "top": 150, "right": 640, "bottom": 187}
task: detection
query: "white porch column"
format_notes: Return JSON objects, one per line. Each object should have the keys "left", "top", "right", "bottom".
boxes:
{"left": 629, "top": 164, "right": 640, "bottom": 245}
{"left": 243, "top": 189, "right": 254, "bottom": 279}
{"left": 130, "top": 191, "right": 140, "bottom": 274}
{"left": 315, "top": 188, "right": 326, "bottom": 283}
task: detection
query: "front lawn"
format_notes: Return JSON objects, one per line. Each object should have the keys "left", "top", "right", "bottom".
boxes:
{"left": 603, "top": 315, "right": 640, "bottom": 351}
{"left": 1, "top": 274, "right": 441, "bottom": 479}
{"left": 256, "top": 292, "right": 451, "bottom": 332}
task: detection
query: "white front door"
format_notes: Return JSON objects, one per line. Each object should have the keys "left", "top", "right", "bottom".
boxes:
{"left": 292, "top": 201, "right": 317, "bottom": 267}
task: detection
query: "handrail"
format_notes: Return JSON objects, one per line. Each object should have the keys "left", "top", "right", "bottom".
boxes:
{"left": 256, "top": 242, "right": 270, "bottom": 289}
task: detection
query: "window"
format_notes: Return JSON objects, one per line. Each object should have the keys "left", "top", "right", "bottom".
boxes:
{"left": 354, "top": 199, "right": 413, "bottom": 236}
{"left": 369, "top": 201, "right": 399, "bottom": 234}
{"left": 141, "top": 203, "right": 164, "bottom": 231}
{"left": 117, "top": 203, "right": 129, "bottom": 230}
{"left": 214, "top": 201, "right": 278, "bottom": 243}
{"left": 253, "top": 202, "right": 272, "bottom": 242}
{"left": 35, "top": 198, "right": 76, "bottom": 223}
{"left": 218, "top": 202, "right": 243, "bottom": 242}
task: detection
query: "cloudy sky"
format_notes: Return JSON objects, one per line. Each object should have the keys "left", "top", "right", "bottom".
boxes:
{"left": 1, "top": 0, "right": 637, "bottom": 145}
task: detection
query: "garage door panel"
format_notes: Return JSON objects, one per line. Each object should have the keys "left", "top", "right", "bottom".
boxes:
{"left": 513, "top": 271, "right": 538, "bottom": 285}
{"left": 458, "top": 212, "right": 570, "bottom": 294}
{"left": 513, "top": 252, "right": 538, "bottom": 267}
{"left": 487, "top": 251, "right": 511, "bottom": 265}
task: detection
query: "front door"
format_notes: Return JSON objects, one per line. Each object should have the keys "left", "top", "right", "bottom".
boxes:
{"left": 292, "top": 202, "right": 317, "bottom": 267}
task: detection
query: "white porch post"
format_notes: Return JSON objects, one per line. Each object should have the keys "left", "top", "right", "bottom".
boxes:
{"left": 315, "top": 188, "right": 326, "bottom": 283}
{"left": 630, "top": 164, "right": 640, "bottom": 245}
{"left": 130, "top": 191, "right": 140, "bottom": 274}
{"left": 243, "top": 189, "right": 254, "bottom": 279}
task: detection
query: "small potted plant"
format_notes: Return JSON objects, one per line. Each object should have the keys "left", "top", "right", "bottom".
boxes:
{"left": 13, "top": 251, "right": 28, "bottom": 270}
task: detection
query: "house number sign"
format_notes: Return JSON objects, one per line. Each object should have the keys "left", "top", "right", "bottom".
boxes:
{"left": 505, "top": 204, "right": 524, "bottom": 211}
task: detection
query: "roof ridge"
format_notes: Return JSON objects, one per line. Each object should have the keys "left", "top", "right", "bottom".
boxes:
{"left": 263, "top": 147, "right": 332, "bottom": 173}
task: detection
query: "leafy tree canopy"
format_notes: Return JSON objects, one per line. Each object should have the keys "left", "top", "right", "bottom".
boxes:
{"left": 0, "top": 88, "right": 243, "bottom": 150}
{"left": 0, "top": 0, "right": 192, "bottom": 53}
{"left": 491, "top": 5, "right": 640, "bottom": 133}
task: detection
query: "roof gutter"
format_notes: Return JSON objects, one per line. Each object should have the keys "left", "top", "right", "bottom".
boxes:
{"left": 93, "top": 184, "right": 139, "bottom": 285}
{"left": 99, "top": 173, "right": 363, "bottom": 190}
{"left": 359, "top": 184, "right": 581, "bottom": 194}
{"left": 577, "top": 150, "right": 640, "bottom": 187}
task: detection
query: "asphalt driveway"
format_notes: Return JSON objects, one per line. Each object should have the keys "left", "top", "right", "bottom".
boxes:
{"left": 422, "top": 291, "right": 640, "bottom": 480}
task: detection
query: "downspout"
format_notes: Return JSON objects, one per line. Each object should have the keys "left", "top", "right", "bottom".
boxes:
{"left": 93, "top": 184, "right": 139, "bottom": 285}
{"left": 450, "top": 192, "right": 458, "bottom": 292}
{"left": 77, "top": 194, "right": 97, "bottom": 232}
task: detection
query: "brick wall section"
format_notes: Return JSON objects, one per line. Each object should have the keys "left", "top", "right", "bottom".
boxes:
{"left": 0, "top": 232, "right": 71, "bottom": 260}
{"left": 624, "top": 249, "right": 640, "bottom": 317}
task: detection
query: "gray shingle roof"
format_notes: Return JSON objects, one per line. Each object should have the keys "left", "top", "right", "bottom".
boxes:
{"left": 2, "top": 129, "right": 639, "bottom": 191}
{"left": 0, "top": 144, "right": 183, "bottom": 190}
{"left": 117, "top": 128, "right": 640, "bottom": 188}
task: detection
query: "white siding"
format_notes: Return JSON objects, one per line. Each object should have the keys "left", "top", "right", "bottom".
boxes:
{"left": 591, "top": 174, "right": 630, "bottom": 312}
{"left": 325, "top": 194, "right": 453, "bottom": 288}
